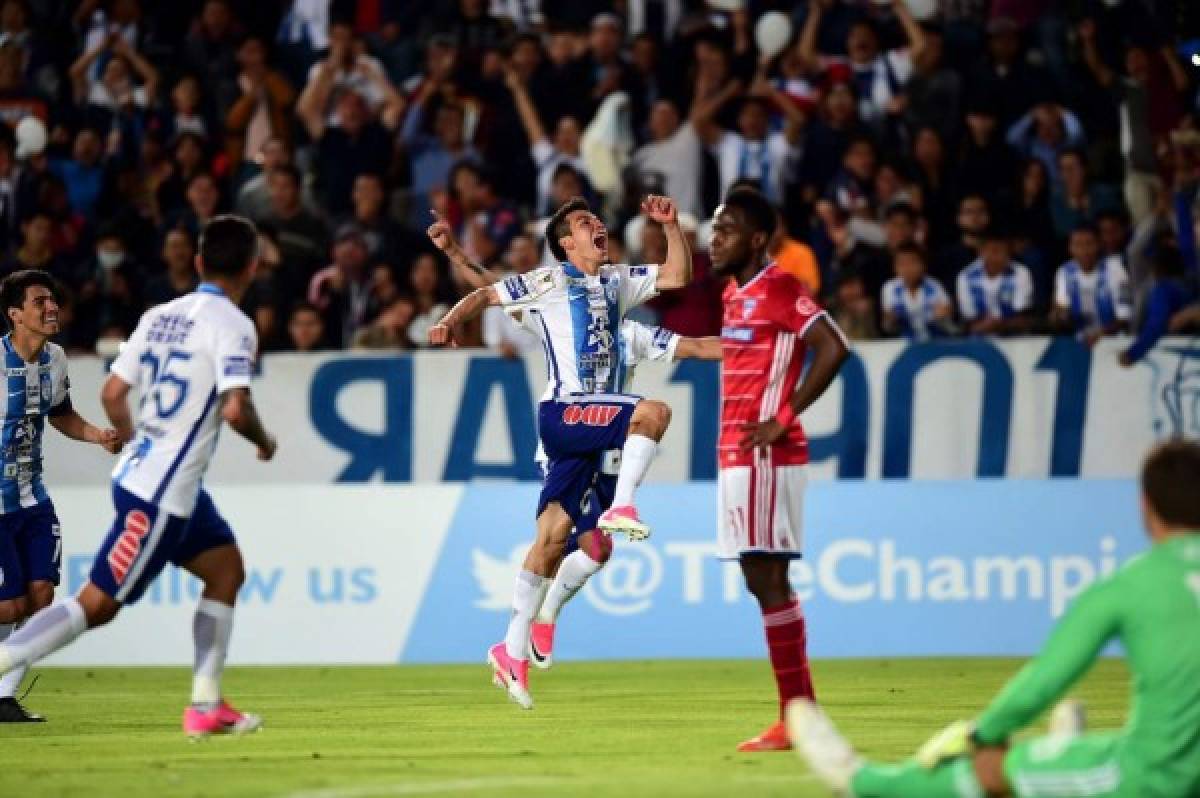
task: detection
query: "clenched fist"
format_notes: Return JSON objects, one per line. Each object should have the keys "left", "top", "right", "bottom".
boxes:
{"left": 426, "top": 210, "right": 458, "bottom": 252}
{"left": 641, "top": 195, "right": 678, "bottom": 226}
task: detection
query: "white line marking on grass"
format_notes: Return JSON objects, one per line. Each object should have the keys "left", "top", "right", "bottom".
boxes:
{"left": 283, "top": 777, "right": 559, "bottom": 798}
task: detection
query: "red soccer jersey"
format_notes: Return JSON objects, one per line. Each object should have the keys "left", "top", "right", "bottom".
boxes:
{"left": 719, "top": 264, "right": 826, "bottom": 469}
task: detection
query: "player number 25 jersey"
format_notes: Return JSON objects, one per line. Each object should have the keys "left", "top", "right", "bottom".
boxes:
{"left": 109, "top": 285, "right": 257, "bottom": 518}
{"left": 720, "top": 264, "right": 835, "bottom": 469}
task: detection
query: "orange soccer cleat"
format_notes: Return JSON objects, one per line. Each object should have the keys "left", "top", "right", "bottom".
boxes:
{"left": 736, "top": 720, "right": 793, "bottom": 752}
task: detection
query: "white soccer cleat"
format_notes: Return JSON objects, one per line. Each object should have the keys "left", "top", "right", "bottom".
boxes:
{"left": 785, "top": 699, "right": 863, "bottom": 793}
{"left": 1049, "top": 699, "right": 1086, "bottom": 738}
{"left": 597, "top": 505, "right": 650, "bottom": 541}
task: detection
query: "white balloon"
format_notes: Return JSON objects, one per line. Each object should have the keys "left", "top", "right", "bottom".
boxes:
{"left": 903, "top": 0, "right": 938, "bottom": 19}
{"left": 755, "top": 11, "right": 793, "bottom": 60}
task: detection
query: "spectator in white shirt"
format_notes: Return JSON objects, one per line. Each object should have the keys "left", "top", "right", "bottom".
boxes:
{"left": 956, "top": 230, "right": 1036, "bottom": 336}
{"left": 881, "top": 242, "right": 954, "bottom": 341}
{"left": 503, "top": 63, "right": 584, "bottom": 217}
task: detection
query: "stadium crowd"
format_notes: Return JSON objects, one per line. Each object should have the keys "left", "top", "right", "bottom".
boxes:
{"left": 1, "top": 0, "right": 1199, "bottom": 362}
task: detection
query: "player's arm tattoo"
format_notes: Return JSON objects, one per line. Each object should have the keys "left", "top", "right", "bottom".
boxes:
{"left": 220, "top": 388, "right": 273, "bottom": 451}
{"left": 445, "top": 246, "right": 498, "bottom": 291}
{"left": 788, "top": 316, "right": 848, "bottom": 415}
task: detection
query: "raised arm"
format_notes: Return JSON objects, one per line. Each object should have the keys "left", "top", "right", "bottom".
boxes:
{"left": 429, "top": 286, "right": 502, "bottom": 347}
{"left": 751, "top": 71, "right": 806, "bottom": 146}
{"left": 689, "top": 77, "right": 743, "bottom": 146}
{"left": 112, "top": 37, "right": 158, "bottom": 100}
{"left": 504, "top": 66, "right": 549, "bottom": 147}
{"left": 1161, "top": 43, "right": 1191, "bottom": 94}
{"left": 220, "top": 388, "right": 277, "bottom": 461}
{"left": 797, "top": 0, "right": 824, "bottom": 72}
{"left": 69, "top": 40, "right": 108, "bottom": 103}
{"left": 1077, "top": 19, "right": 1114, "bottom": 88}
{"left": 360, "top": 60, "right": 406, "bottom": 130}
{"left": 891, "top": 0, "right": 926, "bottom": 63}
{"left": 426, "top": 209, "right": 496, "bottom": 290}
{"left": 642, "top": 195, "right": 692, "bottom": 290}
{"left": 296, "top": 59, "right": 338, "bottom": 140}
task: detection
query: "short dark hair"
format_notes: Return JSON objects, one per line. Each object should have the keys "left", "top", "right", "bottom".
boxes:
{"left": 722, "top": 187, "right": 777, "bottom": 237}
{"left": 885, "top": 202, "right": 919, "bottom": 223}
{"left": 290, "top": 301, "right": 322, "bottom": 321}
{"left": 546, "top": 197, "right": 591, "bottom": 261}
{"left": 893, "top": 242, "right": 927, "bottom": 263}
{"left": 269, "top": 164, "right": 302, "bottom": 186}
{"left": 0, "top": 269, "right": 57, "bottom": 329}
{"left": 1070, "top": 222, "right": 1099, "bottom": 238}
{"left": 198, "top": 215, "right": 258, "bottom": 278}
{"left": 1141, "top": 440, "right": 1200, "bottom": 528}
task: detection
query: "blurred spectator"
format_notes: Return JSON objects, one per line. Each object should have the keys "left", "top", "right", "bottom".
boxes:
{"left": 339, "top": 172, "right": 426, "bottom": 270}
{"left": 630, "top": 98, "right": 704, "bottom": 218}
{"left": 164, "top": 75, "right": 210, "bottom": 142}
{"left": 0, "top": 41, "right": 47, "bottom": 127}
{"left": 482, "top": 233, "right": 541, "bottom": 358}
{"left": 957, "top": 94, "right": 1015, "bottom": 203}
{"left": 235, "top": 137, "right": 313, "bottom": 220}
{"left": 904, "top": 23, "right": 961, "bottom": 140}
{"left": 1051, "top": 223, "right": 1132, "bottom": 346}
{"left": 934, "top": 193, "right": 990, "bottom": 287}
{"left": 165, "top": 171, "right": 222, "bottom": 240}
{"left": 143, "top": 228, "right": 198, "bottom": 306}
{"left": 69, "top": 225, "right": 142, "bottom": 350}
{"left": 308, "top": 224, "right": 374, "bottom": 348}
{"left": 182, "top": 0, "right": 241, "bottom": 112}
{"left": 1005, "top": 102, "right": 1085, "bottom": 185}
{"left": 1097, "top": 209, "right": 1131, "bottom": 263}
{"left": 772, "top": 218, "right": 822, "bottom": 296}
{"left": 956, "top": 229, "right": 1035, "bottom": 336}
{"left": 968, "top": 16, "right": 1047, "bottom": 128}
{"left": 225, "top": 36, "right": 296, "bottom": 179}
{"left": 828, "top": 271, "right": 879, "bottom": 341}
{"left": 286, "top": 301, "right": 329, "bottom": 353}
{"left": 881, "top": 242, "right": 954, "bottom": 341}
{"left": 406, "top": 251, "right": 453, "bottom": 347}
{"left": 452, "top": 162, "right": 520, "bottom": 273}
{"left": 301, "top": 88, "right": 398, "bottom": 217}
{"left": 68, "top": 29, "right": 158, "bottom": 132}
{"left": 1050, "top": 149, "right": 1121, "bottom": 242}
{"left": 299, "top": 20, "right": 401, "bottom": 126}
{"left": 352, "top": 295, "right": 416, "bottom": 350}
{"left": 255, "top": 164, "right": 330, "bottom": 278}
{"left": 504, "top": 63, "right": 585, "bottom": 217}
{"left": 50, "top": 126, "right": 104, "bottom": 222}
{"left": 3, "top": 208, "right": 70, "bottom": 279}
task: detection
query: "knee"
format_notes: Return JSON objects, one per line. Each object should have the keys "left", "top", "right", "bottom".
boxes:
{"left": 77, "top": 585, "right": 120, "bottom": 628}
{"left": 27, "top": 583, "right": 54, "bottom": 613}
{"left": 578, "top": 530, "right": 613, "bottom": 564}
{"left": 742, "top": 569, "right": 791, "bottom": 609}
{"left": 633, "top": 400, "right": 671, "bottom": 438}
{"left": 0, "top": 598, "right": 28, "bottom": 624}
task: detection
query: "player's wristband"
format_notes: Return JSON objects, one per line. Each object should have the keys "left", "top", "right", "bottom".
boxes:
{"left": 775, "top": 403, "right": 796, "bottom": 428}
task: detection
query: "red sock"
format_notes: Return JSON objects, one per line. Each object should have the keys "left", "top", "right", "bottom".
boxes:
{"left": 762, "top": 598, "right": 815, "bottom": 717}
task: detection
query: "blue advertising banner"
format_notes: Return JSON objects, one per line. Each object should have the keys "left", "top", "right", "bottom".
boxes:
{"left": 403, "top": 480, "right": 1142, "bottom": 662}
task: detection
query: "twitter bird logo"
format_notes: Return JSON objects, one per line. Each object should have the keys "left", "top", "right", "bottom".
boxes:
{"left": 471, "top": 545, "right": 527, "bottom": 610}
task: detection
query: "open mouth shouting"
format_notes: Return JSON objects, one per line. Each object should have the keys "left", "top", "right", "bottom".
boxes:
{"left": 593, "top": 230, "right": 608, "bottom": 252}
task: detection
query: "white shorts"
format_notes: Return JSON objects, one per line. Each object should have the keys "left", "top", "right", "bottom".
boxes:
{"left": 717, "top": 463, "right": 807, "bottom": 559}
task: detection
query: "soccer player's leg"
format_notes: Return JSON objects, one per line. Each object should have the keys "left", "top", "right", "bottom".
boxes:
{"left": 723, "top": 464, "right": 814, "bottom": 752}
{"left": 599, "top": 398, "right": 671, "bottom": 539}
{"left": 0, "top": 505, "right": 61, "bottom": 721}
{"left": 173, "top": 489, "right": 260, "bottom": 739}
{"left": 488, "top": 499, "right": 573, "bottom": 709}
{"left": 530, "top": 471, "right": 616, "bottom": 668}
{"left": 0, "top": 518, "right": 37, "bottom": 722}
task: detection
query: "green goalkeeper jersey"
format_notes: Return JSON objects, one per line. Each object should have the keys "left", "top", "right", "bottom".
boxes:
{"left": 976, "top": 534, "right": 1200, "bottom": 796}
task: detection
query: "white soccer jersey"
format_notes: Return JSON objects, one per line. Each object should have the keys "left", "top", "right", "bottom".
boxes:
{"left": 881, "top": 276, "right": 952, "bottom": 341}
{"left": 495, "top": 261, "right": 660, "bottom": 401}
{"left": 109, "top": 285, "right": 257, "bottom": 518}
{"left": 535, "top": 319, "right": 680, "bottom": 466}
{"left": 0, "top": 338, "right": 70, "bottom": 513}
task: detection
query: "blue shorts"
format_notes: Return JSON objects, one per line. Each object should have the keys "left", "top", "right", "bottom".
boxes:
{"left": 90, "top": 485, "right": 236, "bottom": 605}
{"left": 536, "top": 394, "right": 638, "bottom": 534}
{"left": 0, "top": 502, "right": 61, "bottom": 601}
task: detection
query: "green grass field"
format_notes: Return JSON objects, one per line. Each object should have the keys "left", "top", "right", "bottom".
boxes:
{"left": 0, "top": 658, "right": 1129, "bottom": 798}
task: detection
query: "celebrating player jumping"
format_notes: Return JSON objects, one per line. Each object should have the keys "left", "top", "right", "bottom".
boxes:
{"left": 0, "top": 270, "right": 121, "bottom": 722}
{"left": 789, "top": 439, "right": 1200, "bottom": 798}
{"left": 709, "top": 187, "right": 849, "bottom": 752}
{"left": 427, "top": 194, "right": 692, "bottom": 709}
{"left": 0, "top": 216, "right": 278, "bottom": 738}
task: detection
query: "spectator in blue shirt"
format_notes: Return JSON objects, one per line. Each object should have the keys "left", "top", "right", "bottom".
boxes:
{"left": 1005, "top": 101, "right": 1085, "bottom": 185}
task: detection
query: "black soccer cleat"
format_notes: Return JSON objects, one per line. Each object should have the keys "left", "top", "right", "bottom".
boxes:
{"left": 0, "top": 696, "right": 45, "bottom": 722}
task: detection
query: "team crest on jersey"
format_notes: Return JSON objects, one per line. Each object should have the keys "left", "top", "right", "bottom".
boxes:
{"left": 108, "top": 509, "right": 152, "bottom": 585}
{"left": 795, "top": 296, "right": 818, "bottom": 317}
{"left": 741, "top": 299, "right": 758, "bottom": 319}
{"left": 562, "top": 404, "right": 621, "bottom": 427}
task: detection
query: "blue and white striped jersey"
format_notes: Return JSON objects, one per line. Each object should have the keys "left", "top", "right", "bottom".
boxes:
{"left": 109, "top": 284, "right": 257, "bottom": 518}
{"left": 1054, "top": 256, "right": 1131, "bottom": 328}
{"left": 495, "top": 261, "right": 660, "bottom": 401}
{"left": 0, "top": 336, "right": 70, "bottom": 514}
{"left": 956, "top": 260, "right": 1034, "bottom": 321}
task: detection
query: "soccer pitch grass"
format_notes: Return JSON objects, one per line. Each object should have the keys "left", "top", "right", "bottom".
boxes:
{"left": 1, "top": 658, "right": 1128, "bottom": 798}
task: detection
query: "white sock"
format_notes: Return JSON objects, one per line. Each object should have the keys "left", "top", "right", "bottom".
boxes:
{"left": 191, "top": 598, "right": 235, "bottom": 709}
{"left": 0, "top": 622, "right": 29, "bottom": 698}
{"left": 0, "top": 600, "right": 86, "bottom": 675}
{"left": 536, "top": 550, "right": 604, "bottom": 623}
{"left": 531, "top": 579, "right": 550, "bottom": 620}
{"left": 611, "top": 434, "right": 658, "bottom": 507}
{"left": 503, "top": 570, "right": 545, "bottom": 661}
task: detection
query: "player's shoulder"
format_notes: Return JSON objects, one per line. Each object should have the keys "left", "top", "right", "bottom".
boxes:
{"left": 503, "top": 267, "right": 558, "bottom": 301}
{"left": 43, "top": 340, "right": 67, "bottom": 362}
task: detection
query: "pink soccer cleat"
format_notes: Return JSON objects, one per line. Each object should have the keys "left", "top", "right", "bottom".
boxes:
{"left": 487, "top": 642, "right": 533, "bottom": 710}
{"left": 528, "top": 621, "right": 556, "bottom": 669}
{"left": 183, "top": 700, "right": 264, "bottom": 739}
{"left": 597, "top": 505, "right": 650, "bottom": 541}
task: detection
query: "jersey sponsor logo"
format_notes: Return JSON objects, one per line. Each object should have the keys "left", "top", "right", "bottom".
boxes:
{"left": 795, "top": 296, "right": 819, "bottom": 317}
{"left": 651, "top": 327, "right": 674, "bottom": 348}
{"left": 223, "top": 356, "right": 252, "bottom": 377}
{"left": 108, "top": 509, "right": 152, "bottom": 585}
{"left": 562, "top": 404, "right": 622, "bottom": 427}
{"left": 503, "top": 276, "right": 530, "bottom": 301}
{"left": 721, "top": 326, "right": 754, "bottom": 342}
{"left": 629, "top": 266, "right": 650, "bottom": 277}
{"left": 146, "top": 314, "right": 195, "bottom": 345}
